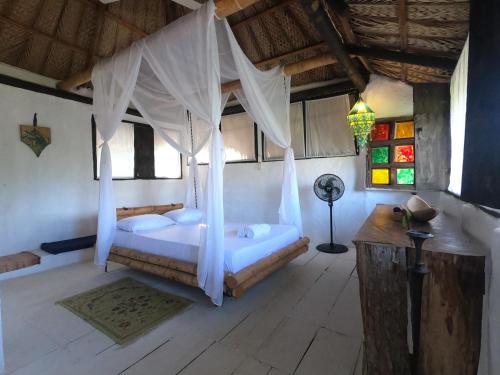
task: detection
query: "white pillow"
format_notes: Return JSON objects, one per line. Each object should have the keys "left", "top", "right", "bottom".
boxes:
{"left": 164, "top": 208, "right": 202, "bottom": 224}
{"left": 117, "top": 214, "right": 175, "bottom": 232}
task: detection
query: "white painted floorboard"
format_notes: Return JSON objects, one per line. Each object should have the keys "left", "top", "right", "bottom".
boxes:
{"left": 1, "top": 245, "right": 363, "bottom": 375}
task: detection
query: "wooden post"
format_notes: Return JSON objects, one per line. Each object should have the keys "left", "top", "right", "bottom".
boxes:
{"left": 354, "top": 205, "right": 485, "bottom": 375}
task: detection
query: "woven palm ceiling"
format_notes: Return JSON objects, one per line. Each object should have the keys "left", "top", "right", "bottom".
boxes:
{"left": 0, "top": 0, "right": 468, "bottom": 88}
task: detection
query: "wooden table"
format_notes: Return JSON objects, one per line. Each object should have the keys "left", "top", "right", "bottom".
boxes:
{"left": 353, "top": 204, "right": 486, "bottom": 375}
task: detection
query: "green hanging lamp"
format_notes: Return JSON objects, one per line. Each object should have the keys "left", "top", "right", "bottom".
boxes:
{"left": 347, "top": 97, "right": 376, "bottom": 150}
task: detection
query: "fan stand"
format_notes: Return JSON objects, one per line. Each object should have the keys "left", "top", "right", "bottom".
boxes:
{"left": 316, "top": 198, "right": 348, "bottom": 254}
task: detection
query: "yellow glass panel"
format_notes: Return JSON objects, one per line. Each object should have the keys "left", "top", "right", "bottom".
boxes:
{"left": 372, "top": 168, "right": 390, "bottom": 185}
{"left": 395, "top": 121, "right": 414, "bottom": 139}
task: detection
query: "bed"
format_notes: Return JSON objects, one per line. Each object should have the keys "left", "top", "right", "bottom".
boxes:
{"left": 106, "top": 203, "right": 310, "bottom": 298}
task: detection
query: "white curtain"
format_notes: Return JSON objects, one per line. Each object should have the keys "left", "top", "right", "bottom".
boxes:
{"left": 92, "top": 1, "right": 301, "bottom": 305}
{"left": 96, "top": 122, "right": 135, "bottom": 178}
{"left": 448, "top": 37, "right": 469, "bottom": 196}
{"left": 305, "top": 95, "right": 355, "bottom": 157}
{"left": 92, "top": 42, "right": 143, "bottom": 267}
{"left": 218, "top": 19, "right": 303, "bottom": 235}
{"left": 264, "top": 102, "right": 305, "bottom": 160}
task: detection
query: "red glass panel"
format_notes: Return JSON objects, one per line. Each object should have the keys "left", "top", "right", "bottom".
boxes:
{"left": 371, "top": 123, "right": 390, "bottom": 141}
{"left": 394, "top": 145, "right": 415, "bottom": 162}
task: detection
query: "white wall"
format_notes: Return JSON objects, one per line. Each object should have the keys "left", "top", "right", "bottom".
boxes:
{"left": 0, "top": 84, "right": 186, "bottom": 255}
{"left": 0, "top": 74, "right": 432, "bottom": 256}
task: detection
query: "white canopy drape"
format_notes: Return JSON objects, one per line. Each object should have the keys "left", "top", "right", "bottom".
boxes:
{"left": 92, "top": 1, "right": 302, "bottom": 305}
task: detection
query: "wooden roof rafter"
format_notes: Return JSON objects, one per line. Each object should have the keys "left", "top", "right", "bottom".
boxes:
{"left": 352, "top": 14, "right": 468, "bottom": 28}
{"left": 40, "top": 0, "right": 69, "bottom": 76}
{"left": 86, "top": 4, "right": 105, "bottom": 69}
{"left": 324, "top": 0, "right": 374, "bottom": 74}
{"left": 301, "top": 0, "right": 367, "bottom": 91}
{"left": 74, "top": 0, "right": 148, "bottom": 37}
{"left": 231, "top": 0, "right": 296, "bottom": 31}
{"left": 14, "top": 0, "right": 48, "bottom": 67}
{"left": 398, "top": 0, "right": 408, "bottom": 81}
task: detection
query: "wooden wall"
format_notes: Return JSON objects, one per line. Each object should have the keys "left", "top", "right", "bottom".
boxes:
{"left": 414, "top": 83, "right": 451, "bottom": 191}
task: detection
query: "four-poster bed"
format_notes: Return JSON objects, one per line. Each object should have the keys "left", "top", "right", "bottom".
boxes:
{"left": 91, "top": 0, "right": 304, "bottom": 305}
{"left": 107, "top": 204, "right": 310, "bottom": 299}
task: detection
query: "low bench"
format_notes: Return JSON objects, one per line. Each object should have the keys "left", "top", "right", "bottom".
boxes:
{"left": 0, "top": 252, "right": 40, "bottom": 274}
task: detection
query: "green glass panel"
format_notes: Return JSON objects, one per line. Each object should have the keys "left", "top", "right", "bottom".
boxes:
{"left": 397, "top": 168, "right": 415, "bottom": 185}
{"left": 372, "top": 146, "right": 389, "bottom": 164}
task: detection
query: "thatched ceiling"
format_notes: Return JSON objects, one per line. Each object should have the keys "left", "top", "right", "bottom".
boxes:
{"left": 0, "top": 0, "right": 468, "bottom": 89}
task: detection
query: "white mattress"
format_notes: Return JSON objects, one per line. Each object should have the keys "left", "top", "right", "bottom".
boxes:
{"left": 113, "top": 223, "right": 300, "bottom": 273}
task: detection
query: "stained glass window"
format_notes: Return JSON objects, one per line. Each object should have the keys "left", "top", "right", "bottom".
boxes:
{"left": 372, "top": 146, "right": 389, "bottom": 164}
{"left": 372, "top": 168, "right": 390, "bottom": 185}
{"left": 394, "top": 145, "right": 414, "bottom": 162}
{"left": 395, "top": 121, "right": 414, "bottom": 139}
{"left": 397, "top": 168, "right": 415, "bottom": 185}
{"left": 367, "top": 118, "right": 416, "bottom": 189}
{"left": 371, "top": 123, "right": 390, "bottom": 141}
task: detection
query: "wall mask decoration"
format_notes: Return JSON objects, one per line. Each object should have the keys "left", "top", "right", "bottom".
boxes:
{"left": 20, "top": 113, "right": 51, "bottom": 157}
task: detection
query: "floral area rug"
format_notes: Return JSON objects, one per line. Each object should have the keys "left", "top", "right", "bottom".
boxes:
{"left": 57, "top": 277, "right": 192, "bottom": 345}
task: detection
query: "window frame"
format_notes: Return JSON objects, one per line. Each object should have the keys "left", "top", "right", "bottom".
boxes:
{"left": 92, "top": 117, "right": 183, "bottom": 181}
{"left": 366, "top": 116, "right": 416, "bottom": 191}
{"left": 189, "top": 118, "right": 259, "bottom": 166}
{"left": 261, "top": 100, "right": 307, "bottom": 162}
{"left": 262, "top": 94, "right": 357, "bottom": 162}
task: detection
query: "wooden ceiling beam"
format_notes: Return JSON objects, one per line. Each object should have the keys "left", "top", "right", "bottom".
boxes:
{"left": 301, "top": 0, "right": 366, "bottom": 91}
{"left": 221, "top": 53, "right": 338, "bottom": 92}
{"left": 324, "top": 0, "right": 374, "bottom": 74}
{"left": 347, "top": 1, "right": 469, "bottom": 5}
{"left": 345, "top": 45, "right": 457, "bottom": 71}
{"left": 353, "top": 14, "right": 469, "bottom": 27}
{"left": 224, "top": 79, "right": 356, "bottom": 115}
{"left": 358, "top": 30, "right": 464, "bottom": 41}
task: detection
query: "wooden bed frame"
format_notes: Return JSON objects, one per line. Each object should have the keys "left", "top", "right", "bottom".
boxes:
{"left": 107, "top": 203, "right": 310, "bottom": 298}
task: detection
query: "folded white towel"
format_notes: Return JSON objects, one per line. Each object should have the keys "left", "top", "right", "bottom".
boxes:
{"left": 243, "top": 224, "right": 271, "bottom": 239}
{"left": 237, "top": 226, "right": 247, "bottom": 238}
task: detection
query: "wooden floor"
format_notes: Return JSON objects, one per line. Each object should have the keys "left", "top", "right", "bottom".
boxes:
{"left": 1, "top": 244, "right": 363, "bottom": 375}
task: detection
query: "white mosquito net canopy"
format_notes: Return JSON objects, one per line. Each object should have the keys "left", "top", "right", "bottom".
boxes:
{"left": 92, "top": 0, "right": 303, "bottom": 305}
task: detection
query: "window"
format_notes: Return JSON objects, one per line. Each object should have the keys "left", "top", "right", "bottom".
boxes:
{"left": 305, "top": 95, "right": 356, "bottom": 158}
{"left": 190, "top": 112, "right": 257, "bottom": 164}
{"left": 221, "top": 113, "right": 257, "bottom": 163}
{"left": 263, "top": 102, "right": 305, "bottom": 160}
{"left": 154, "top": 132, "right": 182, "bottom": 178}
{"left": 448, "top": 37, "right": 469, "bottom": 196}
{"left": 95, "top": 122, "right": 135, "bottom": 178}
{"left": 367, "top": 118, "right": 416, "bottom": 189}
{"left": 92, "top": 118, "right": 182, "bottom": 180}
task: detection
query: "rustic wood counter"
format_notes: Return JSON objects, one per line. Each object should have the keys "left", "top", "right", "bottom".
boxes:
{"left": 353, "top": 204, "right": 486, "bottom": 375}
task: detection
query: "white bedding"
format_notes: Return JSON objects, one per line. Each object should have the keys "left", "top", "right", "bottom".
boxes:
{"left": 113, "top": 223, "right": 300, "bottom": 273}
